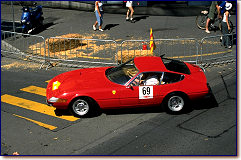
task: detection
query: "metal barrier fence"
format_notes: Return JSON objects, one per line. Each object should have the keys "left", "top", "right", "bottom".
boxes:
{"left": 1, "top": 30, "right": 46, "bottom": 62}
{"left": 200, "top": 33, "right": 236, "bottom": 64}
{"left": 120, "top": 38, "right": 199, "bottom": 64}
{"left": 1, "top": 30, "right": 237, "bottom": 69}
{"left": 45, "top": 36, "right": 118, "bottom": 66}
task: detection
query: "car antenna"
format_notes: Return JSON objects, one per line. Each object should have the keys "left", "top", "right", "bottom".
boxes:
{"left": 160, "top": 54, "right": 165, "bottom": 58}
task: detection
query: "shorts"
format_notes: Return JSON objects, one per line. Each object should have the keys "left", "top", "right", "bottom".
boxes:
{"left": 126, "top": 1, "right": 132, "bottom": 8}
{"left": 208, "top": 1, "right": 218, "bottom": 20}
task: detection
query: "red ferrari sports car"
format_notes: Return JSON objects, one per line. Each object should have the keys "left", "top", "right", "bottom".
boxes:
{"left": 46, "top": 56, "right": 209, "bottom": 117}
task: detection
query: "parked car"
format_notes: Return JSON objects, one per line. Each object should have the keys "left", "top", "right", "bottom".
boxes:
{"left": 46, "top": 56, "right": 210, "bottom": 117}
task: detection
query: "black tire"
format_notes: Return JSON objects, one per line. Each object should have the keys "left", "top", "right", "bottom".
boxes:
{"left": 22, "top": 27, "right": 27, "bottom": 34}
{"left": 162, "top": 93, "right": 189, "bottom": 114}
{"left": 69, "top": 97, "right": 95, "bottom": 118}
{"left": 196, "top": 14, "right": 207, "bottom": 30}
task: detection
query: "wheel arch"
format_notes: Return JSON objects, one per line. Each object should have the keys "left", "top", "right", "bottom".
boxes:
{"left": 68, "top": 95, "right": 100, "bottom": 110}
{"left": 162, "top": 91, "right": 190, "bottom": 106}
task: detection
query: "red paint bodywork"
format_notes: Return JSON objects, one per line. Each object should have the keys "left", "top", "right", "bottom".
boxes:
{"left": 46, "top": 56, "right": 209, "bottom": 110}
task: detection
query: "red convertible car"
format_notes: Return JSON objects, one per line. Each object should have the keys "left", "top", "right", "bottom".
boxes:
{"left": 46, "top": 56, "right": 209, "bottom": 117}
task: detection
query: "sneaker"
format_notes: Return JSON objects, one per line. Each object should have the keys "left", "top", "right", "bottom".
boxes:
{"left": 126, "top": 17, "right": 129, "bottom": 21}
{"left": 99, "top": 29, "right": 104, "bottom": 32}
{"left": 205, "top": 30, "right": 210, "bottom": 34}
{"left": 92, "top": 25, "right": 96, "bottom": 31}
{"left": 228, "top": 46, "right": 232, "bottom": 49}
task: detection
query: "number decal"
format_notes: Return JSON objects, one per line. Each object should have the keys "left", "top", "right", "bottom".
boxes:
{"left": 139, "top": 86, "right": 153, "bottom": 99}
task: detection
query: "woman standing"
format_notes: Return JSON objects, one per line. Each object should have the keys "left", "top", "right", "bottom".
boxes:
{"left": 93, "top": 1, "right": 104, "bottom": 31}
{"left": 126, "top": 1, "right": 134, "bottom": 23}
{"left": 221, "top": 2, "right": 232, "bottom": 49}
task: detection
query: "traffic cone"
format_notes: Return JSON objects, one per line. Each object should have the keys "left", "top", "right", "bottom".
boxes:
{"left": 142, "top": 41, "right": 147, "bottom": 50}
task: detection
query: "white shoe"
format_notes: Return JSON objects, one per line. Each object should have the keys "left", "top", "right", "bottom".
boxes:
{"left": 99, "top": 29, "right": 104, "bottom": 32}
{"left": 93, "top": 25, "right": 96, "bottom": 31}
{"left": 205, "top": 30, "right": 210, "bottom": 34}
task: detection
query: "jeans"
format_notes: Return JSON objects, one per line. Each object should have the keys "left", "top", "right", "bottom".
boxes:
{"left": 95, "top": 10, "right": 103, "bottom": 27}
{"left": 221, "top": 22, "right": 231, "bottom": 47}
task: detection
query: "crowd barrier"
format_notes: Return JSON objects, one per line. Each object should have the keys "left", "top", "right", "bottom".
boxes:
{"left": 1, "top": 30, "right": 236, "bottom": 69}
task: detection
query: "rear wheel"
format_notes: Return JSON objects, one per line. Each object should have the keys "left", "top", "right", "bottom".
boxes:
{"left": 163, "top": 93, "right": 188, "bottom": 114}
{"left": 196, "top": 14, "right": 207, "bottom": 30}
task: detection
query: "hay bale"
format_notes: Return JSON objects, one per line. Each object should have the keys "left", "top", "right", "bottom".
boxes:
{"left": 116, "top": 50, "right": 153, "bottom": 64}
{"left": 47, "top": 34, "right": 84, "bottom": 53}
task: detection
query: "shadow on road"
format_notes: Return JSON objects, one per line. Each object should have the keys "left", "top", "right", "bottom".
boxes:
{"left": 133, "top": 16, "right": 149, "bottom": 22}
{"left": 104, "top": 24, "right": 119, "bottom": 30}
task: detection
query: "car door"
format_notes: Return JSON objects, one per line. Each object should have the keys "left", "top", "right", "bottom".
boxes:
{"left": 119, "top": 72, "right": 162, "bottom": 107}
{"left": 158, "top": 72, "right": 185, "bottom": 100}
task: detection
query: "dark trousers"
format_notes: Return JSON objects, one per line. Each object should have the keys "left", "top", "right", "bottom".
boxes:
{"left": 221, "top": 22, "right": 231, "bottom": 47}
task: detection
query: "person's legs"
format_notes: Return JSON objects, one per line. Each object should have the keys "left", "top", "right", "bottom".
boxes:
{"left": 205, "top": 18, "right": 211, "bottom": 33}
{"left": 221, "top": 22, "right": 229, "bottom": 47}
{"left": 126, "top": 9, "right": 130, "bottom": 20}
{"left": 93, "top": 21, "right": 98, "bottom": 31}
{"left": 129, "top": 6, "right": 134, "bottom": 20}
{"left": 99, "top": 15, "right": 103, "bottom": 31}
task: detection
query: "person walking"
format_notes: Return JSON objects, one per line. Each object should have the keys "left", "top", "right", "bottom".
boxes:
{"left": 205, "top": 1, "right": 219, "bottom": 33}
{"left": 126, "top": 1, "right": 134, "bottom": 23}
{"left": 205, "top": 1, "right": 226, "bottom": 33}
{"left": 93, "top": 1, "right": 104, "bottom": 31}
{"left": 221, "top": 2, "right": 232, "bottom": 49}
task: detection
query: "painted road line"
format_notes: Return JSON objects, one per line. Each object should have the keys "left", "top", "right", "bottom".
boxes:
{"left": 1, "top": 94, "right": 79, "bottom": 122}
{"left": 168, "top": 50, "right": 232, "bottom": 59}
{"left": 13, "top": 114, "right": 57, "bottom": 130}
{"left": 20, "top": 86, "right": 46, "bottom": 96}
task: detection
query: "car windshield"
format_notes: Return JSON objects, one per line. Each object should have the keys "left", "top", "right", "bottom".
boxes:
{"left": 106, "top": 59, "right": 139, "bottom": 85}
{"left": 162, "top": 58, "right": 190, "bottom": 75}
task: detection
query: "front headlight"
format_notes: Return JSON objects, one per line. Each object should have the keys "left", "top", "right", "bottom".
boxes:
{"left": 52, "top": 81, "right": 61, "bottom": 90}
{"left": 48, "top": 97, "right": 59, "bottom": 103}
{"left": 48, "top": 97, "right": 67, "bottom": 103}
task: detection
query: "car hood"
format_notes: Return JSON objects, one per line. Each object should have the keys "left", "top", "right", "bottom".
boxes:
{"left": 49, "top": 67, "right": 112, "bottom": 93}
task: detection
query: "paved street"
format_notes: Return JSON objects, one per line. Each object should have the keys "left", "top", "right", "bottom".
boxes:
{"left": 1, "top": 3, "right": 237, "bottom": 156}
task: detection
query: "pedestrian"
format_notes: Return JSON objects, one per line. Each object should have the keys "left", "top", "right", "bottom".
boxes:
{"left": 126, "top": 1, "right": 134, "bottom": 23}
{"left": 205, "top": 1, "right": 219, "bottom": 33}
{"left": 93, "top": 1, "right": 104, "bottom": 32}
{"left": 221, "top": 2, "right": 232, "bottom": 49}
{"left": 205, "top": 1, "right": 226, "bottom": 33}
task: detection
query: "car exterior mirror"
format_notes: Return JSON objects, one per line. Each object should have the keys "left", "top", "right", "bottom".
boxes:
{"left": 126, "top": 85, "right": 133, "bottom": 89}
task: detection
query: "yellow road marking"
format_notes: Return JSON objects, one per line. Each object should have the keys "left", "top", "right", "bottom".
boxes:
{"left": 168, "top": 50, "right": 232, "bottom": 59}
{"left": 20, "top": 86, "right": 46, "bottom": 96}
{"left": 1, "top": 94, "right": 79, "bottom": 122}
{"left": 13, "top": 114, "right": 57, "bottom": 130}
{"left": 77, "top": 55, "right": 112, "bottom": 60}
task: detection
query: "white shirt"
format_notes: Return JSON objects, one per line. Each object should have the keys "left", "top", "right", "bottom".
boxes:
{"left": 144, "top": 75, "right": 159, "bottom": 86}
{"left": 222, "top": 12, "right": 230, "bottom": 23}
{"left": 126, "top": 1, "right": 133, "bottom": 7}
{"left": 95, "top": 1, "right": 103, "bottom": 12}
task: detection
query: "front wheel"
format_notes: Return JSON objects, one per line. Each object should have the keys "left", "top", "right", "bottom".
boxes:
{"left": 70, "top": 98, "right": 91, "bottom": 117}
{"left": 196, "top": 14, "right": 207, "bottom": 30}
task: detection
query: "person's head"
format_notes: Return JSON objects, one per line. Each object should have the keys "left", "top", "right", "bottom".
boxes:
{"left": 225, "top": 2, "right": 232, "bottom": 11}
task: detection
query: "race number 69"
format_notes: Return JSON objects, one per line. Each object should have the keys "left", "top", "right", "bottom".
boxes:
{"left": 139, "top": 86, "right": 153, "bottom": 99}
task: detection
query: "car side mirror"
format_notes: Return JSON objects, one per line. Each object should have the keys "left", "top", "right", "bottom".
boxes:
{"left": 126, "top": 85, "right": 133, "bottom": 89}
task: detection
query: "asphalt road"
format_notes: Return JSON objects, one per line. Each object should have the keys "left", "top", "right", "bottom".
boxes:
{"left": 1, "top": 56, "right": 237, "bottom": 156}
{"left": 1, "top": 4, "right": 237, "bottom": 156}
